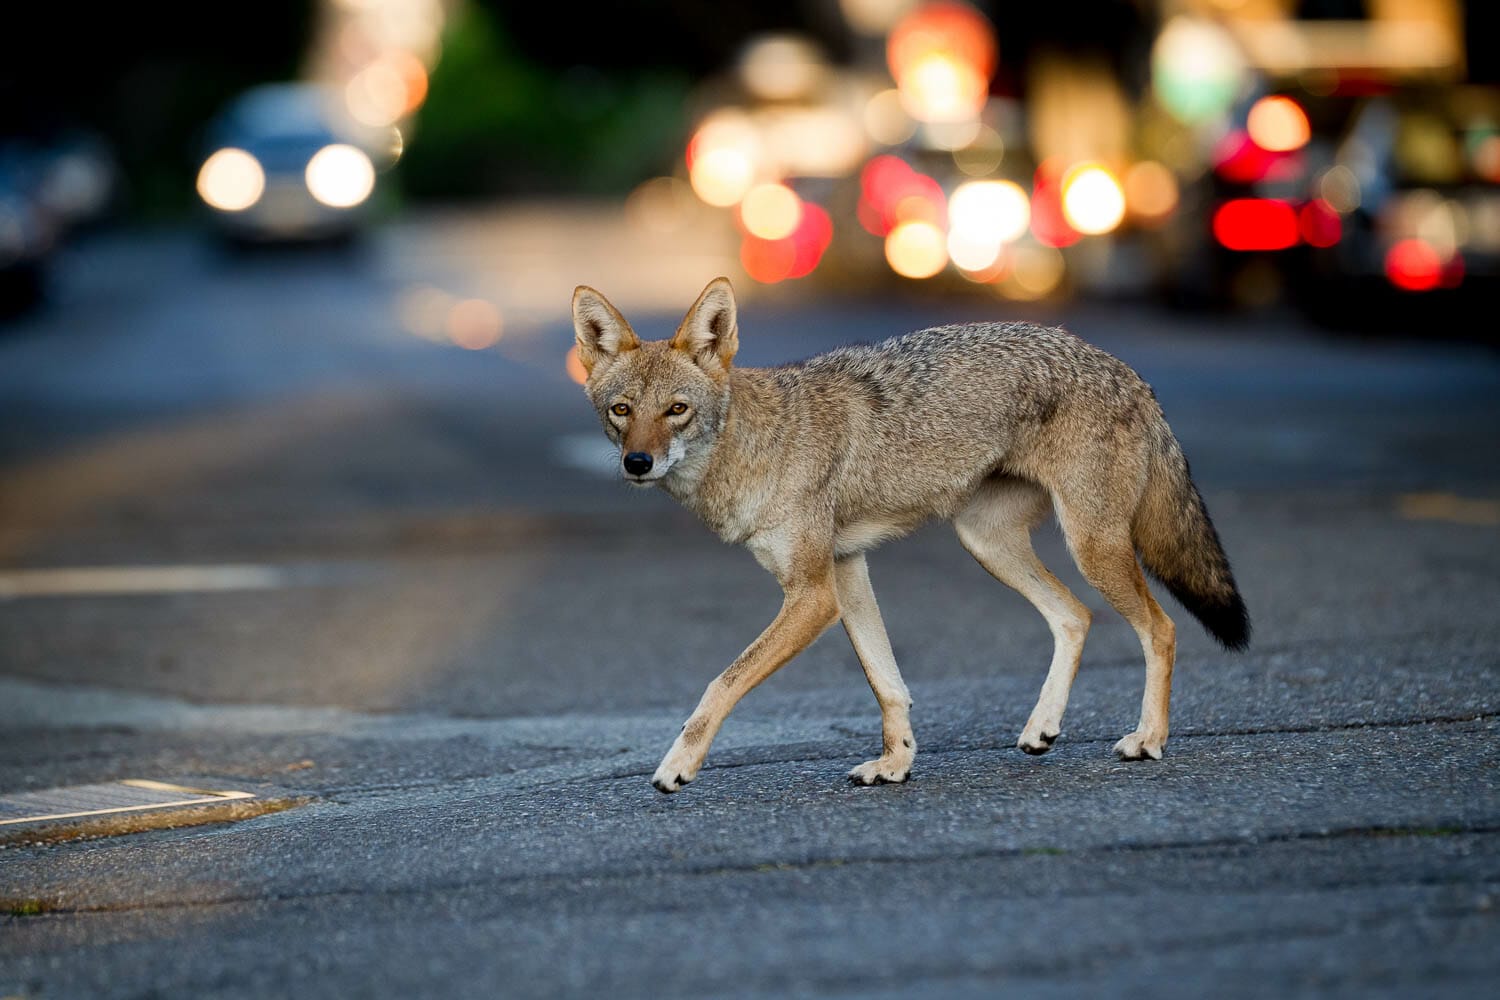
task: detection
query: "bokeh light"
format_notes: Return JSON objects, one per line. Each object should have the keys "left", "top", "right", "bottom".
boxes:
{"left": 997, "top": 245, "right": 1065, "bottom": 300}
{"left": 949, "top": 179, "right": 1029, "bottom": 244}
{"left": 1409, "top": 196, "right": 1466, "bottom": 261}
{"left": 859, "top": 156, "right": 946, "bottom": 236}
{"left": 445, "top": 298, "right": 503, "bottom": 350}
{"left": 1212, "top": 199, "right": 1299, "bottom": 251}
{"left": 565, "top": 344, "right": 589, "bottom": 385}
{"left": 1298, "top": 200, "right": 1342, "bottom": 248}
{"left": 921, "top": 119, "right": 982, "bottom": 152}
{"left": 885, "top": 220, "right": 948, "bottom": 278}
{"left": 740, "top": 184, "right": 803, "bottom": 240}
{"left": 739, "top": 35, "right": 827, "bottom": 102}
{"left": 1247, "top": 96, "right": 1311, "bottom": 153}
{"left": 841, "top": 0, "right": 919, "bottom": 35}
{"left": 1213, "top": 130, "right": 1290, "bottom": 184}
{"left": 1474, "top": 135, "right": 1500, "bottom": 183}
{"left": 899, "top": 55, "right": 987, "bottom": 123}
{"left": 398, "top": 284, "right": 452, "bottom": 341}
{"left": 346, "top": 50, "right": 429, "bottom": 127}
{"left": 740, "top": 202, "right": 833, "bottom": 284}
{"left": 741, "top": 233, "right": 797, "bottom": 284}
{"left": 1123, "top": 161, "right": 1178, "bottom": 223}
{"left": 946, "top": 226, "right": 1002, "bottom": 273}
{"left": 305, "top": 144, "right": 375, "bottom": 208}
{"left": 625, "top": 177, "right": 697, "bottom": 234}
{"left": 760, "top": 107, "right": 867, "bottom": 177}
{"left": 197, "top": 148, "right": 265, "bottom": 212}
{"left": 688, "top": 113, "right": 762, "bottom": 207}
{"left": 863, "top": 89, "right": 917, "bottom": 145}
{"left": 1060, "top": 163, "right": 1126, "bottom": 236}
{"left": 690, "top": 149, "right": 755, "bottom": 207}
{"left": 1384, "top": 239, "right": 1443, "bottom": 291}
{"left": 951, "top": 124, "right": 1004, "bottom": 176}
{"left": 1028, "top": 161, "right": 1079, "bottom": 248}
{"left": 1319, "top": 165, "right": 1362, "bottom": 213}
{"left": 886, "top": 2, "right": 996, "bottom": 124}
{"left": 1152, "top": 17, "right": 1246, "bottom": 125}
{"left": 788, "top": 203, "right": 834, "bottom": 278}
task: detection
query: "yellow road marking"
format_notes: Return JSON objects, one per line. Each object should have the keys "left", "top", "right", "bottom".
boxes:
{"left": 0, "top": 565, "right": 284, "bottom": 598}
{"left": 1397, "top": 493, "right": 1500, "bottom": 526}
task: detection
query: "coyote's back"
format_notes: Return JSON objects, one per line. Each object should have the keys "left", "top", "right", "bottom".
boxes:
{"left": 774, "top": 321, "right": 1249, "bottom": 649}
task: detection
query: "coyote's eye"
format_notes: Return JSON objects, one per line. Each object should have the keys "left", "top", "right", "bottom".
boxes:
{"left": 667, "top": 402, "right": 689, "bottom": 416}
{"left": 610, "top": 403, "right": 631, "bottom": 417}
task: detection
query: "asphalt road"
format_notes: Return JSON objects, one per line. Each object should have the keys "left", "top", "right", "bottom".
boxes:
{"left": 2, "top": 206, "right": 1498, "bottom": 997}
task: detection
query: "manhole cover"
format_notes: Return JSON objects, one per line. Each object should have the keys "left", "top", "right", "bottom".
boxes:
{"left": 0, "top": 779, "right": 255, "bottom": 826}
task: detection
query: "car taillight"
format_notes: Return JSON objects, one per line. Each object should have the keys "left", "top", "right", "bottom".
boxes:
{"left": 1212, "top": 199, "right": 1299, "bottom": 251}
{"left": 1385, "top": 239, "right": 1462, "bottom": 291}
{"left": 1298, "top": 200, "right": 1342, "bottom": 248}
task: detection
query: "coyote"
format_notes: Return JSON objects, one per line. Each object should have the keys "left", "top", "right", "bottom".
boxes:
{"left": 572, "top": 277, "right": 1248, "bottom": 793}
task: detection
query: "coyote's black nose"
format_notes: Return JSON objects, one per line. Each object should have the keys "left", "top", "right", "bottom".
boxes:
{"left": 623, "top": 452, "right": 653, "bottom": 476}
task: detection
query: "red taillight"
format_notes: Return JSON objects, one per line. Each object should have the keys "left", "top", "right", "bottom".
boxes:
{"left": 1384, "top": 239, "right": 1451, "bottom": 291}
{"left": 1213, "top": 131, "right": 1277, "bottom": 184}
{"left": 1212, "top": 199, "right": 1299, "bottom": 251}
{"left": 1298, "top": 200, "right": 1342, "bottom": 248}
{"left": 1441, "top": 253, "right": 1465, "bottom": 289}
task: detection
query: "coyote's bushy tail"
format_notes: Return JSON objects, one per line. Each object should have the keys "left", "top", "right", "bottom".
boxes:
{"left": 1133, "top": 430, "right": 1250, "bottom": 650}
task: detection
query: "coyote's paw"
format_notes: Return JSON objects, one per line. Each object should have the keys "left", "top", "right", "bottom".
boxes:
{"left": 848, "top": 755, "right": 912, "bottom": 786}
{"left": 1113, "top": 730, "right": 1166, "bottom": 761}
{"left": 1017, "top": 723, "right": 1060, "bottom": 756}
{"left": 651, "top": 746, "right": 701, "bottom": 794}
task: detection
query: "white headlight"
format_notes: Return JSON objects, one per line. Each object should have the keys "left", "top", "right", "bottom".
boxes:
{"left": 305, "top": 144, "right": 375, "bottom": 209}
{"left": 197, "top": 148, "right": 265, "bottom": 212}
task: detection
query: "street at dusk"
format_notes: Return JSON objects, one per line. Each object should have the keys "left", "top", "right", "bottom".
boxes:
{"left": 2, "top": 208, "right": 1497, "bottom": 995}
{"left": 4, "top": 0, "right": 1499, "bottom": 995}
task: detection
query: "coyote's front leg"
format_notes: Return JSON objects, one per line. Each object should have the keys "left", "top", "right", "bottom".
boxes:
{"left": 652, "top": 574, "right": 840, "bottom": 793}
{"left": 834, "top": 554, "right": 915, "bottom": 784}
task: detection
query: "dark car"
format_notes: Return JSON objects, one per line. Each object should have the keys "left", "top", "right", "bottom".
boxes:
{"left": 1293, "top": 86, "right": 1500, "bottom": 325}
{"left": 0, "top": 170, "right": 52, "bottom": 313}
{"left": 1152, "top": 82, "right": 1500, "bottom": 321}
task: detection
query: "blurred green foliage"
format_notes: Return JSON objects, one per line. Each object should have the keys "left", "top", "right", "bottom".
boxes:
{"left": 399, "top": 4, "right": 691, "bottom": 198}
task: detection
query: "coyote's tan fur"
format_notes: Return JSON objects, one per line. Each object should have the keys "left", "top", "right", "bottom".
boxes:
{"left": 572, "top": 278, "right": 1249, "bottom": 793}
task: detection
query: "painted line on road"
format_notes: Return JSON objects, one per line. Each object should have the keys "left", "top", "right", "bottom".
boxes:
{"left": 0, "top": 564, "right": 287, "bottom": 599}
{"left": 551, "top": 433, "right": 618, "bottom": 478}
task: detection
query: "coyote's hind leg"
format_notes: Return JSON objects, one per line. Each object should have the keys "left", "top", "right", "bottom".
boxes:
{"left": 834, "top": 554, "right": 915, "bottom": 785}
{"left": 1053, "top": 497, "right": 1176, "bottom": 761}
{"left": 955, "top": 478, "right": 1092, "bottom": 755}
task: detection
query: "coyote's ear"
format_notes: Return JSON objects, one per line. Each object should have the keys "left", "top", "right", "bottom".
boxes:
{"left": 671, "top": 276, "right": 738, "bottom": 374}
{"left": 572, "top": 285, "right": 640, "bottom": 376}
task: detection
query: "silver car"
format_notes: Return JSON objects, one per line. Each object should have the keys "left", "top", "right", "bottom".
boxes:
{"left": 197, "top": 84, "right": 378, "bottom": 242}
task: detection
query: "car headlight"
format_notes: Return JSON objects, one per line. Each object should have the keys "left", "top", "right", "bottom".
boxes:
{"left": 197, "top": 148, "right": 265, "bottom": 212}
{"left": 305, "top": 144, "right": 375, "bottom": 209}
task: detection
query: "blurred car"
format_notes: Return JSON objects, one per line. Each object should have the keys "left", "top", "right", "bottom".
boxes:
{"left": 1150, "top": 82, "right": 1500, "bottom": 318}
{"left": 1294, "top": 86, "right": 1500, "bottom": 322}
{"left": 0, "top": 131, "right": 119, "bottom": 318}
{"left": 196, "top": 83, "right": 379, "bottom": 243}
{"left": 0, "top": 147, "right": 59, "bottom": 315}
